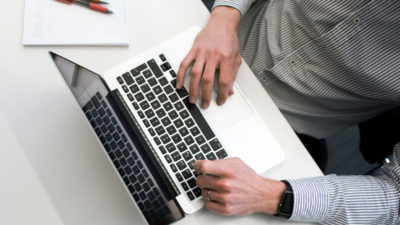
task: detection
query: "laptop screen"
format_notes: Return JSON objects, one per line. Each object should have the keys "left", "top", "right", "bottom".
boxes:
{"left": 50, "top": 52, "right": 184, "bottom": 224}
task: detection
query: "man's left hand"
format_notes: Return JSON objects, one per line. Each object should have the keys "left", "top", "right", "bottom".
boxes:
{"left": 194, "top": 157, "right": 286, "bottom": 216}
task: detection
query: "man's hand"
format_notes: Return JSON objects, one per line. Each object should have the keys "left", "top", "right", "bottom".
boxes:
{"left": 194, "top": 158, "right": 286, "bottom": 216}
{"left": 176, "top": 6, "right": 242, "bottom": 109}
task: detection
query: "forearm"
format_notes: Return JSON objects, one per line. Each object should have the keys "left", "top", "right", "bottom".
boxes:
{"left": 287, "top": 144, "right": 400, "bottom": 224}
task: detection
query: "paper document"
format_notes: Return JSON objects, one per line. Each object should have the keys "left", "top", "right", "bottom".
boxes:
{"left": 23, "top": 0, "right": 129, "bottom": 46}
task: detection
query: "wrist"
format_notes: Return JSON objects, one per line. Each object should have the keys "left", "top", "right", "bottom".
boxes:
{"left": 257, "top": 179, "right": 286, "bottom": 215}
{"left": 209, "top": 6, "right": 241, "bottom": 32}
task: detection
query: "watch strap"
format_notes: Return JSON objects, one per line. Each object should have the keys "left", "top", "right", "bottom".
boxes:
{"left": 274, "top": 180, "right": 294, "bottom": 219}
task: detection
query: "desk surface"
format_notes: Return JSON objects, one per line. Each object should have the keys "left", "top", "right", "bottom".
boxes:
{"left": 0, "top": 0, "right": 322, "bottom": 224}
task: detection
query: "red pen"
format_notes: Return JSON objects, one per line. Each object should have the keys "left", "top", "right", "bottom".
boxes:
{"left": 56, "top": 0, "right": 113, "bottom": 14}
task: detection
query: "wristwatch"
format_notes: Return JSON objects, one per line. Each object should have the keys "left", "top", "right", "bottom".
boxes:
{"left": 274, "top": 180, "right": 294, "bottom": 219}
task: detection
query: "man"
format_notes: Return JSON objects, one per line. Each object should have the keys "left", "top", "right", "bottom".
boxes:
{"left": 176, "top": 0, "right": 400, "bottom": 224}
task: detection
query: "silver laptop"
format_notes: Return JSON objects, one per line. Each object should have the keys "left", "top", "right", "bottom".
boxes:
{"left": 50, "top": 26, "right": 284, "bottom": 225}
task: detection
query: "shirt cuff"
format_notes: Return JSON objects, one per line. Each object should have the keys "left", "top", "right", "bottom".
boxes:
{"left": 213, "top": 0, "right": 254, "bottom": 16}
{"left": 287, "top": 176, "right": 330, "bottom": 222}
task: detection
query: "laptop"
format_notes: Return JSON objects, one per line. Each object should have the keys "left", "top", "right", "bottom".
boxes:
{"left": 50, "top": 26, "right": 284, "bottom": 225}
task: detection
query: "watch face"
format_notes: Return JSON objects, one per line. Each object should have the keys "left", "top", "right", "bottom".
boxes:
{"left": 277, "top": 181, "right": 293, "bottom": 218}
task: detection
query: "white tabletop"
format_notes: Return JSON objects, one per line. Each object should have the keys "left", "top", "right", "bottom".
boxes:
{"left": 0, "top": 0, "right": 322, "bottom": 224}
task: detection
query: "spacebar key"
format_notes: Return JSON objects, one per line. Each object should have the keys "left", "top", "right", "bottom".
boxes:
{"left": 182, "top": 97, "right": 215, "bottom": 140}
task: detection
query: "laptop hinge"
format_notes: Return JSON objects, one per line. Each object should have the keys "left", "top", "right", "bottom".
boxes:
{"left": 107, "top": 89, "right": 181, "bottom": 200}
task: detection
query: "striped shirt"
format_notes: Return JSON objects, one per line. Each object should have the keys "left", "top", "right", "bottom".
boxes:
{"left": 213, "top": 0, "right": 400, "bottom": 224}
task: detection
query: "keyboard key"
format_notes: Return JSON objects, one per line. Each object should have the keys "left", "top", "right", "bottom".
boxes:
{"left": 117, "top": 76, "right": 124, "bottom": 84}
{"left": 174, "top": 102, "right": 184, "bottom": 111}
{"left": 164, "top": 85, "right": 174, "bottom": 95}
{"left": 138, "top": 111, "right": 145, "bottom": 119}
{"left": 206, "top": 152, "right": 217, "bottom": 160}
{"left": 150, "top": 118, "right": 160, "bottom": 127}
{"left": 164, "top": 155, "right": 172, "bottom": 163}
{"left": 140, "top": 84, "right": 151, "bottom": 93}
{"left": 155, "top": 126, "right": 165, "bottom": 135}
{"left": 176, "top": 160, "right": 187, "bottom": 171}
{"left": 174, "top": 119, "right": 184, "bottom": 128}
{"left": 136, "top": 76, "right": 145, "bottom": 85}
{"left": 130, "top": 83, "right": 140, "bottom": 94}
{"left": 134, "top": 93, "right": 145, "bottom": 102}
{"left": 184, "top": 136, "right": 195, "bottom": 146}
{"left": 158, "top": 94, "right": 168, "bottom": 103}
{"left": 193, "top": 187, "right": 202, "bottom": 197}
{"left": 170, "top": 70, "right": 177, "bottom": 78}
{"left": 143, "top": 69, "right": 152, "bottom": 79}
{"left": 182, "top": 182, "right": 189, "bottom": 191}
{"left": 182, "top": 169, "right": 192, "bottom": 179}
{"left": 166, "top": 125, "right": 177, "bottom": 135}
{"left": 168, "top": 110, "right": 178, "bottom": 120}
{"left": 184, "top": 118, "right": 195, "bottom": 128}
{"left": 163, "top": 102, "right": 173, "bottom": 112}
{"left": 159, "top": 146, "right": 166, "bottom": 154}
{"left": 143, "top": 119, "right": 150, "bottom": 128}
{"left": 148, "top": 77, "right": 157, "bottom": 87}
{"left": 171, "top": 151, "right": 181, "bottom": 161}
{"left": 170, "top": 164, "right": 178, "bottom": 173}
{"left": 161, "top": 117, "right": 171, "bottom": 126}
{"left": 131, "top": 63, "right": 148, "bottom": 76}
{"left": 145, "top": 92, "right": 156, "bottom": 101}
{"left": 122, "top": 85, "right": 129, "bottom": 93}
{"left": 160, "top": 62, "right": 171, "bottom": 72}
{"left": 150, "top": 100, "right": 161, "bottom": 110}
{"left": 177, "top": 142, "right": 187, "bottom": 152}
{"left": 179, "top": 110, "right": 189, "bottom": 119}
{"left": 195, "top": 135, "right": 206, "bottom": 145}
{"left": 175, "top": 172, "right": 184, "bottom": 181}
{"left": 154, "top": 137, "right": 161, "bottom": 145}
{"left": 159, "top": 54, "right": 166, "bottom": 62}
{"left": 195, "top": 153, "right": 205, "bottom": 160}
{"left": 127, "top": 93, "right": 134, "bottom": 101}
{"left": 122, "top": 72, "right": 135, "bottom": 85}
{"left": 145, "top": 109, "right": 155, "bottom": 119}
{"left": 182, "top": 151, "right": 192, "bottom": 161}
{"left": 216, "top": 149, "right": 228, "bottom": 159}
{"left": 187, "top": 178, "right": 196, "bottom": 188}
{"left": 188, "top": 160, "right": 195, "bottom": 170}
{"left": 179, "top": 127, "right": 189, "bottom": 137}
{"left": 182, "top": 97, "right": 216, "bottom": 140}
{"left": 159, "top": 77, "right": 168, "bottom": 86}
{"left": 171, "top": 134, "right": 182, "bottom": 144}
{"left": 168, "top": 93, "right": 179, "bottom": 103}
{"left": 209, "top": 139, "right": 222, "bottom": 150}
{"left": 140, "top": 101, "right": 150, "bottom": 110}
{"left": 156, "top": 108, "right": 166, "bottom": 118}
{"left": 165, "top": 143, "right": 176, "bottom": 153}
{"left": 160, "top": 134, "right": 171, "bottom": 144}
{"left": 132, "top": 102, "right": 139, "bottom": 110}
{"left": 189, "top": 145, "right": 200, "bottom": 155}
{"left": 153, "top": 85, "right": 163, "bottom": 95}
{"left": 147, "top": 59, "right": 163, "bottom": 78}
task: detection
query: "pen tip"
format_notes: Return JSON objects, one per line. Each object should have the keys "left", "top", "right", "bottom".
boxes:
{"left": 107, "top": 10, "right": 113, "bottom": 14}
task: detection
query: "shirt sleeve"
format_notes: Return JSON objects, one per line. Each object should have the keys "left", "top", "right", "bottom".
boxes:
{"left": 287, "top": 143, "right": 400, "bottom": 224}
{"left": 213, "top": 0, "right": 256, "bottom": 16}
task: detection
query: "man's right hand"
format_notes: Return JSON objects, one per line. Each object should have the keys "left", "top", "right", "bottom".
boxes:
{"left": 176, "top": 6, "right": 242, "bottom": 109}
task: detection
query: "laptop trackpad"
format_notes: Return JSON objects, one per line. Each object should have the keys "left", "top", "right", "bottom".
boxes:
{"left": 199, "top": 83, "right": 253, "bottom": 130}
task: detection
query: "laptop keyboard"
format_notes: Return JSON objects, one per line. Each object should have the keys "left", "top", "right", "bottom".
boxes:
{"left": 116, "top": 54, "right": 228, "bottom": 201}
{"left": 83, "top": 92, "right": 170, "bottom": 223}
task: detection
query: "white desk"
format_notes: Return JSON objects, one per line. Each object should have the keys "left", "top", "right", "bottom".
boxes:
{"left": 0, "top": 0, "right": 322, "bottom": 224}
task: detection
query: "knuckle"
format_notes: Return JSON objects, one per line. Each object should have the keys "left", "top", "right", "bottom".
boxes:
{"left": 191, "top": 68, "right": 202, "bottom": 77}
{"left": 219, "top": 180, "right": 232, "bottom": 191}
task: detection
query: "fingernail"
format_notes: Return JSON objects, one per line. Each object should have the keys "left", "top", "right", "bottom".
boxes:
{"left": 189, "top": 96, "right": 196, "bottom": 103}
{"left": 201, "top": 102, "right": 209, "bottom": 108}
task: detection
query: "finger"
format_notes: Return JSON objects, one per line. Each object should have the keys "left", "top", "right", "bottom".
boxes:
{"left": 194, "top": 160, "right": 231, "bottom": 177}
{"left": 216, "top": 59, "right": 235, "bottom": 106}
{"left": 201, "top": 188, "right": 227, "bottom": 204}
{"left": 200, "top": 57, "right": 217, "bottom": 108}
{"left": 205, "top": 201, "right": 231, "bottom": 215}
{"left": 188, "top": 56, "right": 206, "bottom": 103}
{"left": 176, "top": 51, "right": 196, "bottom": 89}
{"left": 197, "top": 175, "right": 222, "bottom": 191}
{"left": 229, "top": 87, "right": 234, "bottom": 96}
